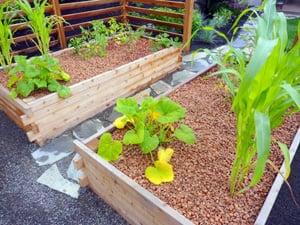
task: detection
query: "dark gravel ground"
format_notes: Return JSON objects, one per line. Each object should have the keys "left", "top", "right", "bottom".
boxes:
{"left": 0, "top": 111, "right": 127, "bottom": 225}
{"left": 266, "top": 143, "right": 300, "bottom": 225}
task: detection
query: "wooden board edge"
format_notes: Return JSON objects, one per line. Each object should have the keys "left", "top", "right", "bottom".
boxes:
{"left": 255, "top": 128, "right": 300, "bottom": 225}
{"left": 26, "top": 47, "right": 181, "bottom": 108}
{"left": 74, "top": 139, "right": 194, "bottom": 225}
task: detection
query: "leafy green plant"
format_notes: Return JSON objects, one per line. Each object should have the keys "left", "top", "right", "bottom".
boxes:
{"left": 0, "top": 1, "right": 14, "bottom": 70}
{"left": 8, "top": 54, "right": 71, "bottom": 98}
{"left": 17, "top": 0, "right": 64, "bottom": 55}
{"left": 213, "top": 7, "right": 233, "bottom": 26}
{"left": 69, "top": 20, "right": 108, "bottom": 59}
{"left": 98, "top": 133, "right": 122, "bottom": 161}
{"left": 214, "top": 0, "right": 300, "bottom": 194}
{"left": 152, "top": 33, "right": 181, "bottom": 51}
{"left": 97, "top": 97, "right": 196, "bottom": 185}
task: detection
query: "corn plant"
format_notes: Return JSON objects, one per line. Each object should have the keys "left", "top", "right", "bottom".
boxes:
{"left": 0, "top": 1, "right": 14, "bottom": 70}
{"left": 17, "top": 0, "right": 64, "bottom": 55}
{"left": 215, "top": 0, "right": 300, "bottom": 194}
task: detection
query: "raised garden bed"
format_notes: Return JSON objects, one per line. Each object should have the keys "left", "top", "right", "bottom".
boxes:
{"left": 73, "top": 75, "right": 300, "bottom": 225}
{"left": 0, "top": 40, "right": 181, "bottom": 145}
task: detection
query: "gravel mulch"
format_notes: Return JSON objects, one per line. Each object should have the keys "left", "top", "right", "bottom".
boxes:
{"left": 112, "top": 76, "right": 300, "bottom": 225}
{"left": 0, "top": 38, "right": 152, "bottom": 93}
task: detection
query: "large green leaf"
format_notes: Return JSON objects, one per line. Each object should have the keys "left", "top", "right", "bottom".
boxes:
{"left": 115, "top": 98, "right": 139, "bottom": 116}
{"left": 97, "top": 133, "right": 122, "bottom": 161}
{"left": 281, "top": 83, "right": 300, "bottom": 108}
{"left": 140, "top": 129, "right": 159, "bottom": 154}
{"left": 249, "top": 111, "right": 271, "bottom": 187}
{"left": 174, "top": 124, "right": 196, "bottom": 145}
{"left": 145, "top": 161, "right": 174, "bottom": 185}
{"left": 16, "top": 80, "right": 34, "bottom": 97}
{"left": 155, "top": 97, "right": 186, "bottom": 124}
{"left": 123, "top": 122, "right": 145, "bottom": 145}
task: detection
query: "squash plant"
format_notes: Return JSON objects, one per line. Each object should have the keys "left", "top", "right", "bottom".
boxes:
{"left": 8, "top": 54, "right": 71, "bottom": 98}
{"left": 215, "top": 0, "right": 300, "bottom": 195}
{"left": 97, "top": 97, "right": 196, "bottom": 185}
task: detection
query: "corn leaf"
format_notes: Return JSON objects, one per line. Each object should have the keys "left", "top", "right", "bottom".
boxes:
{"left": 278, "top": 142, "right": 291, "bottom": 180}
{"left": 249, "top": 111, "right": 271, "bottom": 187}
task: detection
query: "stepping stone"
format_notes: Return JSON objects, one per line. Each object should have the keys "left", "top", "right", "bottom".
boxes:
{"left": 150, "top": 81, "right": 172, "bottom": 95}
{"left": 73, "top": 119, "right": 105, "bottom": 141}
{"left": 32, "top": 134, "right": 74, "bottom": 166}
{"left": 183, "top": 51, "right": 207, "bottom": 62}
{"left": 169, "top": 70, "right": 196, "bottom": 86}
{"left": 132, "top": 88, "right": 151, "bottom": 103}
{"left": 37, "top": 164, "right": 80, "bottom": 199}
{"left": 183, "top": 59, "right": 211, "bottom": 73}
{"left": 107, "top": 110, "right": 122, "bottom": 123}
{"left": 232, "top": 37, "right": 247, "bottom": 48}
{"left": 67, "top": 155, "right": 84, "bottom": 183}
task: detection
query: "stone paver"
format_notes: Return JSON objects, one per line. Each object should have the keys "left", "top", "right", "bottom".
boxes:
{"left": 73, "top": 119, "right": 105, "bottom": 141}
{"left": 32, "top": 134, "right": 74, "bottom": 166}
{"left": 37, "top": 164, "right": 80, "bottom": 199}
{"left": 150, "top": 81, "right": 172, "bottom": 95}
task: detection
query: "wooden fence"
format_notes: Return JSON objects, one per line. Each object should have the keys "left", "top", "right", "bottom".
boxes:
{"left": 9, "top": 0, "right": 194, "bottom": 55}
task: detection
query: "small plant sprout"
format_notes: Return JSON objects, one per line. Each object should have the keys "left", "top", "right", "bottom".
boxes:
{"left": 97, "top": 97, "right": 196, "bottom": 185}
{"left": 152, "top": 33, "right": 181, "bottom": 51}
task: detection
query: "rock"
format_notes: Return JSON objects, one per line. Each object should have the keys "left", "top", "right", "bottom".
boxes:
{"left": 67, "top": 154, "right": 84, "bottom": 183}
{"left": 183, "top": 59, "right": 211, "bottom": 73}
{"left": 73, "top": 119, "right": 105, "bottom": 141}
{"left": 32, "top": 134, "right": 74, "bottom": 166}
{"left": 132, "top": 88, "right": 152, "bottom": 103}
{"left": 37, "top": 164, "right": 80, "bottom": 199}
{"left": 150, "top": 81, "right": 172, "bottom": 95}
{"left": 169, "top": 70, "right": 196, "bottom": 86}
{"left": 183, "top": 51, "right": 207, "bottom": 62}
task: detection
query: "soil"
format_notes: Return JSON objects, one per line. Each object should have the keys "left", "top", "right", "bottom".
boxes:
{"left": 0, "top": 38, "right": 152, "bottom": 97}
{"left": 112, "top": 76, "right": 300, "bottom": 225}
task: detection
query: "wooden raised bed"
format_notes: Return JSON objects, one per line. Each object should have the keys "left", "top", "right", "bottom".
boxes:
{"left": 72, "top": 74, "right": 300, "bottom": 225}
{"left": 0, "top": 47, "right": 181, "bottom": 145}
{"left": 73, "top": 126, "right": 300, "bottom": 225}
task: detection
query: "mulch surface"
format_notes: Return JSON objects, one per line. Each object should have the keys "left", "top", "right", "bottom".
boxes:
{"left": 0, "top": 39, "right": 152, "bottom": 97}
{"left": 112, "top": 76, "right": 300, "bottom": 225}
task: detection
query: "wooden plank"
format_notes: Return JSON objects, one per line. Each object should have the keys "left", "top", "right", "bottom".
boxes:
{"left": 74, "top": 140, "right": 194, "bottom": 225}
{"left": 28, "top": 55, "right": 180, "bottom": 141}
{"left": 127, "top": 15, "right": 183, "bottom": 29}
{"left": 182, "top": 0, "right": 194, "bottom": 52}
{"left": 60, "top": 0, "right": 122, "bottom": 11}
{"left": 126, "top": 6, "right": 184, "bottom": 19}
{"left": 63, "top": 6, "right": 122, "bottom": 21}
{"left": 29, "top": 57, "right": 180, "bottom": 142}
{"left": 23, "top": 48, "right": 179, "bottom": 123}
{"left": 130, "top": 24, "right": 183, "bottom": 38}
{"left": 127, "top": 0, "right": 185, "bottom": 9}
{"left": 0, "top": 85, "right": 31, "bottom": 111}
{"left": 63, "top": 16, "right": 121, "bottom": 34}
{"left": 12, "top": 40, "right": 59, "bottom": 55}
{"left": 52, "top": 0, "right": 67, "bottom": 49}
{"left": 26, "top": 47, "right": 178, "bottom": 110}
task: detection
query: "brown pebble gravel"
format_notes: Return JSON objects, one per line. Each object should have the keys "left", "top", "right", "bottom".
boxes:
{"left": 112, "top": 76, "right": 300, "bottom": 225}
{"left": 0, "top": 39, "right": 152, "bottom": 95}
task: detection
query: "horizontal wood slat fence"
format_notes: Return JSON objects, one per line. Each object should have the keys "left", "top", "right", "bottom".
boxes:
{"left": 8, "top": 0, "right": 194, "bottom": 55}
